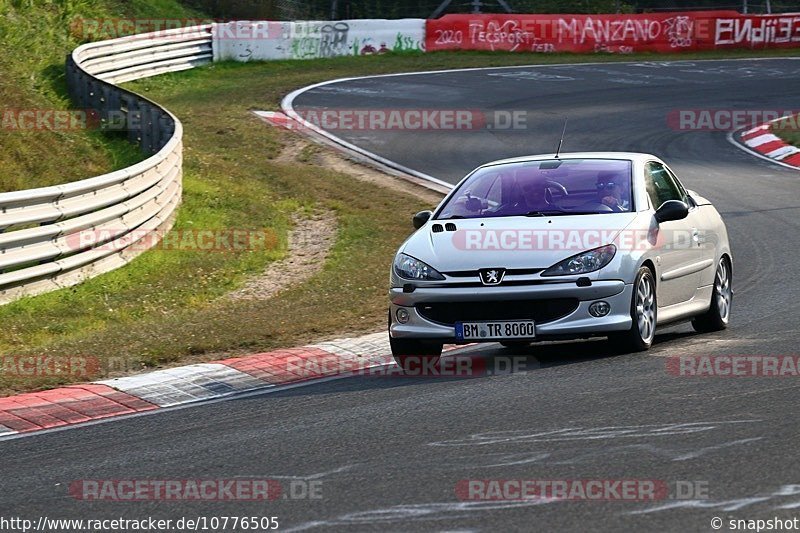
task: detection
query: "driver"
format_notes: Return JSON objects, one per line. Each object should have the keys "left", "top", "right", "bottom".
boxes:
{"left": 490, "top": 175, "right": 552, "bottom": 216}
{"left": 520, "top": 177, "right": 552, "bottom": 212}
{"left": 596, "top": 172, "right": 630, "bottom": 212}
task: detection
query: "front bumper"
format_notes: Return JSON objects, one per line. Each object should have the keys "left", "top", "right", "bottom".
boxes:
{"left": 389, "top": 280, "right": 633, "bottom": 342}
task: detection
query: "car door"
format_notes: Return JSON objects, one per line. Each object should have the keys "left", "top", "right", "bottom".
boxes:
{"left": 644, "top": 161, "right": 707, "bottom": 307}
{"left": 663, "top": 164, "right": 718, "bottom": 286}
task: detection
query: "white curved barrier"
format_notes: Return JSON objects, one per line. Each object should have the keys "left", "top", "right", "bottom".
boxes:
{"left": 0, "top": 25, "right": 212, "bottom": 305}
{"left": 213, "top": 19, "right": 425, "bottom": 61}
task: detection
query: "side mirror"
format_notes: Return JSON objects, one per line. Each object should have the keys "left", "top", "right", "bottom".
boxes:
{"left": 412, "top": 210, "right": 433, "bottom": 229}
{"left": 654, "top": 200, "right": 689, "bottom": 223}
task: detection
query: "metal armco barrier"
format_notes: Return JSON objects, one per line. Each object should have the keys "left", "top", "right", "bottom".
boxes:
{"left": 0, "top": 25, "right": 213, "bottom": 305}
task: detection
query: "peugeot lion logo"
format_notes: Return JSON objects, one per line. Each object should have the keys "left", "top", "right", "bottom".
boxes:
{"left": 480, "top": 268, "right": 506, "bottom": 286}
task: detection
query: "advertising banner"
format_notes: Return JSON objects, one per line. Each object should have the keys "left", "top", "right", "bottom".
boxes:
{"left": 425, "top": 11, "right": 800, "bottom": 54}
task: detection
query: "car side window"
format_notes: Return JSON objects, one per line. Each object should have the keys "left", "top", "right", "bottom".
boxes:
{"left": 664, "top": 166, "right": 691, "bottom": 205}
{"left": 644, "top": 162, "right": 684, "bottom": 210}
{"left": 485, "top": 174, "right": 503, "bottom": 206}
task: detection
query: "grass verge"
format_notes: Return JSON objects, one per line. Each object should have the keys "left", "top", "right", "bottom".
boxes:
{"left": 773, "top": 113, "right": 800, "bottom": 148}
{"left": 2, "top": 48, "right": 799, "bottom": 395}
{"left": 0, "top": 0, "right": 201, "bottom": 192}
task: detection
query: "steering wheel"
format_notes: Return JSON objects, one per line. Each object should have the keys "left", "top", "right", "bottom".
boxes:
{"left": 544, "top": 180, "right": 568, "bottom": 197}
{"left": 543, "top": 180, "right": 568, "bottom": 205}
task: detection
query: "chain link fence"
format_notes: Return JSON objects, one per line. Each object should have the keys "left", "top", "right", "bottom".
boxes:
{"left": 182, "top": 0, "right": 800, "bottom": 19}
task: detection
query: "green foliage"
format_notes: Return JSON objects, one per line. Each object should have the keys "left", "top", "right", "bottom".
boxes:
{"left": 181, "top": 0, "right": 799, "bottom": 20}
{"left": 773, "top": 114, "right": 800, "bottom": 148}
{"left": 0, "top": 0, "right": 200, "bottom": 191}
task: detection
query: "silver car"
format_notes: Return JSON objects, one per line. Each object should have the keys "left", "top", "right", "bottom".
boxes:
{"left": 388, "top": 153, "right": 732, "bottom": 367}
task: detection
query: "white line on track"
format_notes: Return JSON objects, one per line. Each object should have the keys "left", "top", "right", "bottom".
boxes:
{"left": 0, "top": 344, "right": 485, "bottom": 443}
{"left": 727, "top": 130, "right": 800, "bottom": 171}
{"left": 0, "top": 363, "right": 389, "bottom": 443}
{"left": 282, "top": 56, "right": 800, "bottom": 188}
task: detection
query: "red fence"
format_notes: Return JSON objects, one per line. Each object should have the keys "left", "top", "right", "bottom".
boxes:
{"left": 426, "top": 11, "right": 800, "bottom": 54}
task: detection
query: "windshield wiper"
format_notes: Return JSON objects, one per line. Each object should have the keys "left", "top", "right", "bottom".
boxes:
{"left": 525, "top": 210, "right": 603, "bottom": 217}
{"left": 440, "top": 215, "right": 466, "bottom": 220}
{"left": 525, "top": 210, "right": 570, "bottom": 217}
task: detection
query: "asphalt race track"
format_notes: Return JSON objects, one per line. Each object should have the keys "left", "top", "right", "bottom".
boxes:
{"left": 3, "top": 58, "right": 800, "bottom": 532}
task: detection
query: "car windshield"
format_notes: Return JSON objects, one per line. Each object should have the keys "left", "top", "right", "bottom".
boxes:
{"left": 436, "top": 158, "right": 634, "bottom": 219}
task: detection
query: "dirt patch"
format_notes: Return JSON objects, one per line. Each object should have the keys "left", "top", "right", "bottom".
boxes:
{"left": 230, "top": 132, "right": 443, "bottom": 303}
{"left": 274, "top": 135, "right": 308, "bottom": 164}
{"left": 230, "top": 134, "right": 442, "bottom": 302}
{"left": 317, "top": 150, "right": 445, "bottom": 205}
{"left": 228, "top": 208, "right": 337, "bottom": 301}
{"left": 280, "top": 135, "right": 445, "bottom": 205}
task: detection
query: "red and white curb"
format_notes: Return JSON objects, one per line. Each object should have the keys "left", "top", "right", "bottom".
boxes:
{"left": 739, "top": 117, "right": 800, "bottom": 168}
{"left": 0, "top": 384, "right": 157, "bottom": 436}
{"left": 0, "top": 333, "right": 462, "bottom": 437}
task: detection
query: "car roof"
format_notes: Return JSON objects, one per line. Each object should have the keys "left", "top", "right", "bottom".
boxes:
{"left": 479, "top": 152, "right": 660, "bottom": 169}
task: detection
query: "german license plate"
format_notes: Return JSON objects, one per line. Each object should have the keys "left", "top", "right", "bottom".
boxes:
{"left": 455, "top": 320, "right": 536, "bottom": 341}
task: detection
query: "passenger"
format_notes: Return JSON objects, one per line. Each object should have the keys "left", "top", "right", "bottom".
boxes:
{"left": 596, "top": 172, "right": 630, "bottom": 211}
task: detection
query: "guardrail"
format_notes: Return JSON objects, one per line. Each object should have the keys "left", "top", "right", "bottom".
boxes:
{"left": 0, "top": 25, "right": 212, "bottom": 305}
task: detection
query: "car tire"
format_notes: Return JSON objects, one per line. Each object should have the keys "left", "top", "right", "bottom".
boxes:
{"left": 609, "top": 266, "right": 657, "bottom": 353}
{"left": 388, "top": 310, "right": 443, "bottom": 370}
{"left": 390, "top": 337, "right": 442, "bottom": 371}
{"left": 500, "top": 341, "right": 530, "bottom": 349}
{"left": 692, "top": 256, "right": 732, "bottom": 333}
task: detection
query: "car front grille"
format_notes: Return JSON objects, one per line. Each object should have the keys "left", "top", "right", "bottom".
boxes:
{"left": 416, "top": 299, "right": 579, "bottom": 326}
{"left": 443, "top": 268, "right": 544, "bottom": 277}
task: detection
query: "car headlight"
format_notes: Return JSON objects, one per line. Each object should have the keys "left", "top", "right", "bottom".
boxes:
{"left": 393, "top": 253, "right": 445, "bottom": 281}
{"left": 541, "top": 245, "right": 616, "bottom": 277}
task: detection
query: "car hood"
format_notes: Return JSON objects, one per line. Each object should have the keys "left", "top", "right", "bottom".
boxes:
{"left": 401, "top": 213, "right": 640, "bottom": 271}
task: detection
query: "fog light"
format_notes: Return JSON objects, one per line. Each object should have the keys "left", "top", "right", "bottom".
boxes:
{"left": 589, "top": 301, "right": 611, "bottom": 318}
{"left": 396, "top": 308, "right": 410, "bottom": 324}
